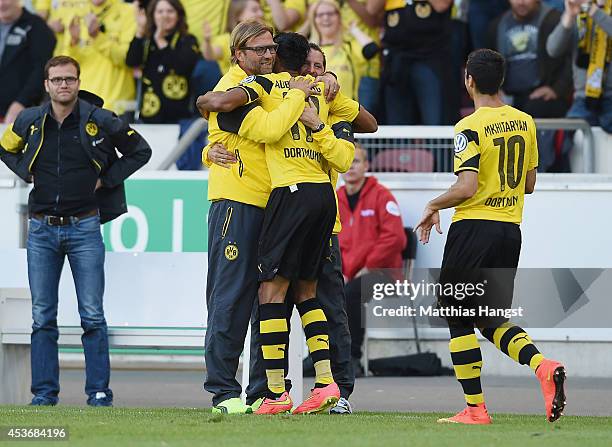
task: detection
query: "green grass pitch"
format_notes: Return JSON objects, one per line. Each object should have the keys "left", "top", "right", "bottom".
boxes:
{"left": 1, "top": 407, "right": 611, "bottom": 447}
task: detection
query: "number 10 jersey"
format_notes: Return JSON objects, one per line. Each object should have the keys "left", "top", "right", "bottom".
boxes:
{"left": 452, "top": 104, "right": 539, "bottom": 224}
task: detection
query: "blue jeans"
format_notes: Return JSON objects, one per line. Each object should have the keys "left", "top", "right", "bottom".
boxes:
{"left": 384, "top": 59, "right": 444, "bottom": 125}
{"left": 567, "top": 97, "right": 612, "bottom": 133}
{"left": 358, "top": 76, "right": 380, "bottom": 116}
{"left": 27, "top": 214, "right": 111, "bottom": 403}
{"left": 176, "top": 117, "right": 208, "bottom": 170}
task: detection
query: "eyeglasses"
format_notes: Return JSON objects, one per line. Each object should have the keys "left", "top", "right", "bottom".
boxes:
{"left": 48, "top": 76, "right": 79, "bottom": 86}
{"left": 241, "top": 44, "right": 278, "bottom": 56}
{"left": 315, "top": 11, "right": 338, "bottom": 19}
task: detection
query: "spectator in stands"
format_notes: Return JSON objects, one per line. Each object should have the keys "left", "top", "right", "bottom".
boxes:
{"left": 0, "top": 0, "right": 55, "bottom": 123}
{"left": 489, "top": 0, "right": 572, "bottom": 118}
{"left": 64, "top": 0, "right": 137, "bottom": 116}
{"left": 263, "top": 0, "right": 307, "bottom": 31}
{"left": 0, "top": 55, "right": 151, "bottom": 407}
{"left": 183, "top": 0, "right": 230, "bottom": 98}
{"left": 338, "top": 145, "right": 406, "bottom": 375}
{"left": 33, "top": 0, "right": 89, "bottom": 55}
{"left": 202, "top": 0, "right": 265, "bottom": 75}
{"left": 367, "top": 0, "right": 455, "bottom": 125}
{"left": 338, "top": 0, "right": 383, "bottom": 113}
{"left": 467, "top": 0, "right": 509, "bottom": 49}
{"left": 307, "top": 0, "right": 377, "bottom": 101}
{"left": 547, "top": 0, "right": 612, "bottom": 133}
{"left": 127, "top": 0, "right": 200, "bottom": 124}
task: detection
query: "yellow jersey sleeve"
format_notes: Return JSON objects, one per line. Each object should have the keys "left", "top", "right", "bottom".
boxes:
{"left": 311, "top": 124, "right": 355, "bottom": 174}
{"left": 217, "top": 89, "right": 307, "bottom": 144}
{"left": 328, "top": 91, "right": 360, "bottom": 123}
{"left": 453, "top": 126, "right": 481, "bottom": 174}
{"left": 527, "top": 117, "right": 539, "bottom": 171}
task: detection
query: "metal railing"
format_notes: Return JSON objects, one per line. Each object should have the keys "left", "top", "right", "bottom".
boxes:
{"left": 354, "top": 119, "right": 595, "bottom": 174}
{"left": 155, "top": 120, "right": 596, "bottom": 173}
{"left": 158, "top": 118, "right": 208, "bottom": 170}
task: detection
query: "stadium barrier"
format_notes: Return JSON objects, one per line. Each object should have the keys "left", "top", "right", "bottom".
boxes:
{"left": 0, "top": 250, "right": 305, "bottom": 405}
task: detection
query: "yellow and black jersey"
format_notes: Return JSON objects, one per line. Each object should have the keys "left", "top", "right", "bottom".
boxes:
{"left": 453, "top": 105, "right": 538, "bottom": 224}
{"left": 234, "top": 73, "right": 359, "bottom": 189}
{"left": 204, "top": 65, "right": 308, "bottom": 208}
{"left": 183, "top": 0, "right": 231, "bottom": 44}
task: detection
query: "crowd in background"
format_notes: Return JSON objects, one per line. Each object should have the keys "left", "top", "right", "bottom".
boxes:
{"left": 1, "top": 0, "right": 611, "bottom": 171}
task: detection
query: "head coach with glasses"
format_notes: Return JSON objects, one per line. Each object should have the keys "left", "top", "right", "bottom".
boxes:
{"left": 0, "top": 55, "right": 152, "bottom": 407}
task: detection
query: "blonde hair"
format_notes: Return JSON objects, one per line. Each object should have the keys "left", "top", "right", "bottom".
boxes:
{"left": 309, "top": 0, "right": 344, "bottom": 54}
{"left": 230, "top": 19, "right": 274, "bottom": 65}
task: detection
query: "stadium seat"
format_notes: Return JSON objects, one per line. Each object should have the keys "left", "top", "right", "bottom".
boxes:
{"left": 370, "top": 149, "right": 434, "bottom": 172}
{"left": 362, "top": 227, "right": 420, "bottom": 375}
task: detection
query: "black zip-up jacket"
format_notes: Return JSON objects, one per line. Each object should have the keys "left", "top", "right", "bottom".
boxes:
{"left": 126, "top": 32, "right": 200, "bottom": 123}
{"left": 0, "top": 98, "right": 152, "bottom": 223}
{"left": 0, "top": 7, "right": 56, "bottom": 116}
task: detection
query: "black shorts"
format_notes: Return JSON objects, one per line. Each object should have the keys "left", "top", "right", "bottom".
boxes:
{"left": 438, "top": 219, "right": 522, "bottom": 327}
{"left": 258, "top": 182, "right": 336, "bottom": 282}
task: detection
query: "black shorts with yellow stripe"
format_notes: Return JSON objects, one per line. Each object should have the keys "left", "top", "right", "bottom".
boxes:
{"left": 258, "top": 182, "right": 336, "bottom": 282}
{"left": 438, "top": 219, "right": 521, "bottom": 327}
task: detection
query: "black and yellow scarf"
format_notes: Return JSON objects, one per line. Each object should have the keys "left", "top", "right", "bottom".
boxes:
{"left": 577, "top": 0, "right": 612, "bottom": 107}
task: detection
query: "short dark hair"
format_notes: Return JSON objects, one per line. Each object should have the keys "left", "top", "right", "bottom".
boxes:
{"left": 308, "top": 43, "right": 326, "bottom": 70}
{"left": 465, "top": 49, "right": 505, "bottom": 95}
{"left": 44, "top": 55, "right": 80, "bottom": 79}
{"left": 273, "top": 32, "right": 310, "bottom": 72}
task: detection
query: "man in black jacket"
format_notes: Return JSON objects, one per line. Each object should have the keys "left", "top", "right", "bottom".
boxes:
{"left": 0, "top": 0, "right": 56, "bottom": 123}
{"left": 0, "top": 55, "right": 151, "bottom": 407}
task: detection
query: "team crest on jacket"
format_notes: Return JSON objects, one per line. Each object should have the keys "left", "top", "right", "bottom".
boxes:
{"left": 415, "top": 2, "right": 432, "bottom": 19}
{"left": 387, "top": 11, "right": 400, "bottom": 28}
{"left": 86, "top": 122, "right": 99, "bottom": 136}
{"left": 225, "top": 243, "right": 239, "bottom": 261}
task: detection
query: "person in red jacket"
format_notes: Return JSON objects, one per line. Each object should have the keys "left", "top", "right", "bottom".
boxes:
{"left": 337, "top": 145, "right": 406, "bottom": 374}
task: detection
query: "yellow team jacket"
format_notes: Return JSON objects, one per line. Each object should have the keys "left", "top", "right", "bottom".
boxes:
{"left": 64, "top": 0, "right": 136, "bottom": 115}
{"left": 203, "top": 65, "right": 308, "bottom": 208}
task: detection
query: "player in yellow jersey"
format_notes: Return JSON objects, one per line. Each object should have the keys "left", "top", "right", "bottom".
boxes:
{"left": 416, "top": 49, "right": 566, "bottom": 425}
{"left": 202, "top": 41, "right": 377, "bottom": 415}
{"left": 202, "top": 32, "right": 356, "bottom": 415}
{"left": 195, "top": 21, "right": 324, "bottom": 416}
